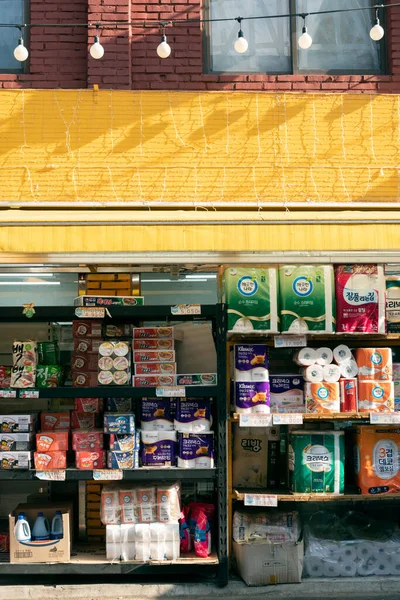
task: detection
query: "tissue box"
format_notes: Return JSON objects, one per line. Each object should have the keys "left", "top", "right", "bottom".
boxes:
{"left": 0, "top": 432, "right": 34, "bottom": 451}
{"left": 270, "top": 375, "right": 305, "bottom": 414}
{"left": 104, "top": 413, "right": 135, "bottom": 434}
{"left": 0, "top": 451, "right": 31, "bottom": 469}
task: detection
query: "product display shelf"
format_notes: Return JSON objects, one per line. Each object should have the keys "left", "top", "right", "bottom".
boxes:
{"left": 227, "top": 333, "right": 400, "bottom": 345}
{"left": 0, "top": 468, "right": 218, "bottom": 481}
{"left": 233, "top": 489, "right": 400, "bottom": 502}
{"left": 6, "top": 386, "right": 220, "bottom": 399}
{"left": 231, "top": 412, "right": 369, "bottom": 422}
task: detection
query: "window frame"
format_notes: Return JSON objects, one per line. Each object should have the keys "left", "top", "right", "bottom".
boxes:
{"left": 203, "top": 0, "right": 387, "bottom": 76}
{"left": 0, "top": 0, "right": 30, "bottom": 75}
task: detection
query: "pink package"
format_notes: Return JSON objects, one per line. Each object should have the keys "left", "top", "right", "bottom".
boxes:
{"left": 335, "top": 265, "right": 386, "bottom": 334}
{"left": 179, "top": 507, "right": 192, "bottom": 554}
{"left": 188, "top": 502, "right": 215, "bottom": 558}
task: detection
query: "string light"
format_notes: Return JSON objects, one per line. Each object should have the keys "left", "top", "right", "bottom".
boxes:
{"left": 298, "top": 15, "right": 312, "bottom": 50}
{"left": 234, "top": 17, "right": 248, "bottom": 54}
{"left": 157, "top": 26, "right": 171, "bottom": 59}
{"left": 370, "top": 8, "right": 385, "bottom": 40}
{"left": 13, "top": 29, "right": 28, "bottom": 62}
{"left": 89, "top": 26, "right": 104, "bottom": 59}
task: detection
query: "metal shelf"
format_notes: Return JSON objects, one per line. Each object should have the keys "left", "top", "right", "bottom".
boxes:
{"left": 233, "top": 489, "right": 400, "bottom": 502}
{"left": 231, "top": 412, "right": 369, "bottom": 422}
{"left": 0, "top": 468, "right": 217, "bottom": 481}
{"left": 10, "top": 386, "right": 220, "bottom": 398}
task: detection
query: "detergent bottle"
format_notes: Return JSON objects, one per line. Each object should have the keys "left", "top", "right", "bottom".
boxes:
{"left": 14, "top": 513, "right": 31, "bottom": 542}
{"left": 50, "top": 510, "right": 63, "bottom": 540}
{"left": 31, "top": 512, "right": 50, "bottom": 541}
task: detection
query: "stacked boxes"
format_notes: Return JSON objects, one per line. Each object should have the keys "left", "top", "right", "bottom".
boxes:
{"left": 132, "top": 327, "right": 177, "bottom": 387}
{"left": 34, "top": 412, "right": 70, "bottom": 470}
{"left": 104, "top": 412, "right": 138, "bottom": 469}
{"left": 72, "top": 320, "right": 104, "bottom": 387}
{"left": 11, "top": 341, "right": 37, "bottom": 389}
{"left": 36, "top": 342, "right": 63, "bottom": 388}
{"left": 234, "top": 344, "right": 270, "bottom": 414}
{"left": 73, "top": 399, "right": 105, "bottom": 469}
{"left": 0, "top": 414, "right": 36, "bottom": 469}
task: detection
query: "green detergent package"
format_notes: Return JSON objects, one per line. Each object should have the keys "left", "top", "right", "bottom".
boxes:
{"left": 279, "top": 265, "right": 335, "bottom": 333}
{"left": 288, "top": 430, "right": 344, "bottom": 495}
{"left": 220, "top": 267, "right": 279, "bottom": 334}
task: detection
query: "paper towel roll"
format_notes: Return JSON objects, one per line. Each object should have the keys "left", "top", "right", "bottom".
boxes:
{"left": 304, "top": 556, "right": 325, "bottom": 577}
{"left": 323, "top": 364, "right": 341, "bottom": 383}
{"left": 340, "top": 360, "right": 359, "bottom": 379}
{"left": 357, "top": 560, "right": 377, "bottom": 576}
{"left": 303, "top": 364, "right": 324, "bottom": 382}
{"left": 334, "top": 345, "right": 352, "bottom": 364}
{"left": 295, "top": 348, "right": 317, "bottom": 367}
{"left": 316, "top": 347, "right": 334, "bottom": 366}
{"left": 356, "top": 542, "right": 374, "bottom": 561}
{"left": 390, "top": 553, "right": 400, "bottom": 575}
{"left": 322, "top": 561, "right": 342, "bottom": 577}
{"left": 336, "top": 560, "right": 357, "bottom": 577}
{"left": 373, "top": 558, "right": 392, "bottom": 575}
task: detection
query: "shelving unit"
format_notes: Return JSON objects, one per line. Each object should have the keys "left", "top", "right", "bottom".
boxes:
{"left": 0, "top": 305, "right": 228, "bottom": 586}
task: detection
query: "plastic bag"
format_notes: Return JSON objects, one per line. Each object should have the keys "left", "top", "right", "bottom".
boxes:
{"left": 233, "top": 509, "right": 301, "bottom": 544}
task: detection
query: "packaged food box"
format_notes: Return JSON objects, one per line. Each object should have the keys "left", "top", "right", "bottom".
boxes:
{"left": 34, "top": 451, "right": 67, "bottom": 470}
{"left": 107, "top": 451, "right": 135, "bottom": 470}
{"left": 104, "top": 413, "right": 135, "bottom": 434}
{"left": 72, "top": 371, "right": 98, "bottom": 387}
{"left": 133, "top": 339, "right": 174, "bottom": 351}
{"left": 72, "top": 429, "right": 104, "bottom": 451}
{"left": 74, "top": 296, "right": 144, "bottom": 307}
{"left": 10, "top": 365, "right": 36, "bottom": 388}
{"left": 0, "top": 452, "right": 31, "bottom": 470}
{"left": 176, "top": 374, "right": 218, "bottom": 386}
{"left": 0, "top": 414, "right": 37, "bottom": 433}
{"left": 12, "top": 341, "right": 38, "bottom": 367}
{"left": 133, "top": 375, "right": 177, "bottom": 387}
{"left": 0, "top": 533, "right": 9, "bottom": 553}
{"left": 71, "top": 353, "right": 99, "bottom": 372}
{"left": 106, "top": 398, "right": 132, "bottom": 412}
{"left": 98, "top": 341, "right": 131, "bottom": 387}
{"left": 75, "top": 451, "right": 106, "bottom": 470}
{"left": 133, "top": 327, "right": 174, "bottom": 340}
{"left": 0, "top": 366, "right": 11, "bottom": 388}
{"left": 134, "top": 362, "right": 177, "bottom": 376}
{"left": 133, "top": 350, "right": 175, "bottom": 364}
{"left": 72, "top": 320, "right": 103, "bottom": 338}
{"left": 41, "top": 413, "right": 71, "bottom": 431}
{"left": 71, "top": 412, "right": 99, "bottom": 430}
{"left": 109, "top": 434, "right": 136, "bottom": 452}
{"left": 36, "top": 431, "right": 69, "bottom": 452}
{"left": 73, "top": 338, "right": 103, "bottom": 354}
{"left": 0, "top": 432, "right": 34, "bottom": 451}
{"left": 37, "top": 342, "right": 59, "bottom": 365}
{"left": 74, "top": 398, "right": 104, "bottom": 413}
{"left": 36, "top": 365, "right": 63, "bottom": 388}
{"left": 105, "top": 324, "right": 133, "bottom": 338}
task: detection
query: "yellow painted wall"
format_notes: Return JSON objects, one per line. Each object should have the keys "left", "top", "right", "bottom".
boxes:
{"left": 0, "top": 90, "right": 399, "bottom": 206}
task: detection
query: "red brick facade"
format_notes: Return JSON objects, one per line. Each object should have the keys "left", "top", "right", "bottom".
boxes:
{"left": 1, "top": 0, "right": 400, "bottom": 92}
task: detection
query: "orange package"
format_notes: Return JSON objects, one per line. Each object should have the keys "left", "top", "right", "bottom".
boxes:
{"left": 358, "top": 381, "right": 394, "bottom": 413}
{"left": 40, "top": 412, "right": 70, "bottom": 431}
{"left": 36, "top": 431, "right": 69, "bottom": 452}
{"left": 34, "top": 451, "right": 67, "bottom": 470}
{"left": 354, "top": 426, "right": 400, "bottom": 494}
{"left": 305, "top": 382, "right": 340, "bottom": 413}
{"left": 355, "top": 348, "right": 393, "bottom": 381}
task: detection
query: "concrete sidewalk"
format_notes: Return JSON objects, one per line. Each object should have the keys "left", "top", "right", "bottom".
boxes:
{"left": 0, "top": 578, "right": 399, "bottom": 600}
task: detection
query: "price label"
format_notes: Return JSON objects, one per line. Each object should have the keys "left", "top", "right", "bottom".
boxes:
{"left": 171, "top": 304, "right": 201, "bottom": 316}
{"left": 239, "top": 414, "right": 273, "bottom": 427}
{"left": 19, "top": 390, "right": 39, "bottom": 399}
{"left": 244, "top": 494, "right": 278, "bottom": 507}
{"left": 0, "top": 389, "right": 17, "bottom": 398}
{"left": 274, "top": 335, "right": 307, "bottom": 348}
{"left": 36, "top": 470, "right": 66, "bottom": 481}
{"left": 93, "top": 470, "right": 123, "bottom": 481}
{"left": 156, "top": 386, "right": 186, "bottom": 397}
{"left": 273, "top": 414, "right": 303, "bottom": 425}
{"left": 75, "top": 307, "right": 105, "bottom": 319}
{"left": 370, "top": 413, "right": 400, "bottom": 425}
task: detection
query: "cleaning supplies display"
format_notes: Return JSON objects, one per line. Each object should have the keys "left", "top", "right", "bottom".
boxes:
{"left": 335, "top": 265, "right": 386, "bottom": 334}
{"left": 288, "top": 431, "right": 345, "bottom": 495}
{"left": 279, "top": 265, "right": 335, "bottom": 333}
{"left": 31, "top": 512, "right": 50, "bottom": 541}
{"left": 220, "top": 267, "right": 279, "bottom": 334}
{"left": 353, "top": 426, "right": 400, "bottom": 494}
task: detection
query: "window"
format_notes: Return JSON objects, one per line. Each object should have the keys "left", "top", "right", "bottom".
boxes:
{"left": 206, "top": 0, "right": 384, "bottom": 74}
{"left": 0, "top": 0, "right": 28, "bottom": 73}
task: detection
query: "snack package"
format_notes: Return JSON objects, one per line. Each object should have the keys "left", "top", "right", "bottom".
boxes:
{"left": 0, "top": 367, "right": 11, "bottom": 388}
{"left": 179, "top": 506, "right": 192, "bottom": 554}
{"left": 71, "top": 412, "right": 99, "bottom": 430}
{"left": 119, "top": 488, "right": 137, "bottom": 524}
{"left": 71, "top": 353, "right": 99, "bottom": 372}
{"left": 10, "top": 365, "right": 36, "bottom": 389}
{"left": 133, "top": 351, "right": 175, "bottom": 364}
{"left": 37, "top": 342, "right": 59, "bottom": 365}
{"left": 12, "top": 341, "right": 37, "bottom": 367}
{"left": 0, "top": 432, "right": 34, "bottom": 451}
{"left": 101, "top": 486, "right": 121, "bottom": 525}
{"left": 141, "top": 398, "right": 175, "bottom": 431}
{"left": 156, "top": 483, "right": 181, "bottom": 523}
{"left": 0, "top": 451, "right": 31, "bottom": 470}
{"left": 133, "top": 327, "right": 174, "bottom": 339}
{"left": 133, "top": 375, "right": 177, "bottom": 387}
{"left": 187, "top": 502, "right": 215, "bottom": 558}
{"left": 0, "top": 414, "right": 37, "bottom": 433}
{"left": 41, "top": 412, "right": 70, "bottom": 431}
{"left": 105, "top": 324, "right": 133, "bottom": 338}
{"left": 107, "top": 451, "right": 136, "bottom": 470}
{"left": 104, "top": 413, "right": 135, "bottom": 434}
{"left": 355, "top": 348, "right": 393, "bottom": 381}
{"left": 134, "top": 363, "right": 177, "bottom": 375}
{"left": 72, "top": 429, "right": 104, "bottom": 451}
{"left": 72, "top": 320, "right": 102, "bottom": 338}
{"left": 106, "top": 398, "right": 133, "bottom": 412}
{"left": 34, "top": 451, "right": 67, "bottom": 470}
{"left": 133, "top": 339, "right": 175, "bottom": 350}
{"left": 36, "top": 431, "right": 69, "bottom": 452}
{"left": 72, "top": 371, "right": 98, "bottom": 387}
{"left": 98, "top": 341, "right": 131, "bottom": 386}
{"left": 76, "top": 451, "right": 106, "bottom": 470}
{"left": 74, "top": 398, "right": 104, "bottom": 413}
{"left": 174, "top": 398, "right": 212, "bottom": 433}
{"left": 109, "top": 434, "right": 136, "bottom": 452}
{"left": 36, "top": 365, "right": 63, "bottom": 388}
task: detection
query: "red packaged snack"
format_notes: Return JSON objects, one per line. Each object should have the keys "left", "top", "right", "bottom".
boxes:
{"left": 71, "top": 353, "right": 98, "bottom": 372}
{"left": 133, "top": 339, "right": 174, "bottom": 351}
{"left": 71, "top": 412, "right": 98, "bottom": 430}
{"left": 75, "top": 451, "right": 106, "bottom": 470}
{"left": 0, "top": 533, "right": 10, "bottom": 553}
{"left": 0, "top": 367, "right": 11, "bottom": 388}
{"left": 72, "top": 429, "right": 104, "bottom": 451}
{"left": 72, "top": 371, "right": 98, "bottom": 387}
{"left": 34, "top": 451, "right": 67, "bottom": 470}
{"left": 36, "top": 431, "right": 69, "bottom": 452}
{"left": 73, "top": 338, "right": 103, "bottom": 355}
{"left": 72, "top": 320, "right": 103, "bottom": 338}
{"left": 40, "top": 412, "right": 70, "bottom": 431}
{"left": 74, "top": 398, "right": 103, "bottom": 413}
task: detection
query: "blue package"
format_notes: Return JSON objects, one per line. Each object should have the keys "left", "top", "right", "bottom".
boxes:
{"left": 109, "top": 434, "right": 135, "bottom": 452}
{"left": 104, "top": 413, "right": 135, "bottom": 434}
{"left": 107, "top": 451, "right": 135, "bottom": 469}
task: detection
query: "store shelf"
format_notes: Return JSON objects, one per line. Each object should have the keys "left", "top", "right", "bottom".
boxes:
{"left": 231, "top": 412, "right": 369, "bottom": 422}
{"left": 3, "top": 386, "right": 220, "bottom": 399}
{"left": 0, "top": 468, "right": 217, "bottom": 481}
{"left": 227, "top": 333, "right": 400, "bottom": 344}
{"left": 233, "top": 489, "right": 400, "bottom": 502}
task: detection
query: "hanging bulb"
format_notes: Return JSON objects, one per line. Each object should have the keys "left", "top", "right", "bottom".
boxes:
{"left": 157, "top": 34, "right": 171, "bottom": 59}
{"left": 90, "top": 35, "right": 104, "bottom": 59}
{"left": 370, "top": 18, "right": 384, "bottom": 41}
{"left": 298, "top": 26, "right": 312, "bottom": 50}
{"left": 234, "top": 25, "right": 248, "bottom": 54}
{"left": 14, "top": 37, "right": 29, "bottom": 62}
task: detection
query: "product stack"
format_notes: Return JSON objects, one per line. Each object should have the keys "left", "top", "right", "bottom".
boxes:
{"left": 0, "top": 414, "right": 36, "bottom": 469}
{"left": 72, "top": 320, "right": 104, "bottom": 387}
{"left": 73, "top": 398, "right": 106, "bottom": 470}
{"left": 98, "top": 341, "right": 131, "bottom": 387}
{"left": 36, "top": 342, "right": 63, "bottom": 388}
{"left": 132, "top": 327, "right": 177, "bottom": 387}
{"left": 104, "top": 409, "right": 138, "bottom": 469}
{"left": 34, "top": 412, "right": 70, "bottom": 470}
{"left": 10, "top": 341, "right": 37, "bottom": 389}
{"left": 233, "top": 344, "right": 270, "bottom": 414}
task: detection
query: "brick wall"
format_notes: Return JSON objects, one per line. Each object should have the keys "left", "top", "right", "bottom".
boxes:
{"left": 1, "top": 0, "right": 400, "bottom": 92}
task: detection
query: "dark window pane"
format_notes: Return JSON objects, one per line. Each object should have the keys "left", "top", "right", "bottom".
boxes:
{"left": 0, "top": 0, "right": 26, "bottom": 72}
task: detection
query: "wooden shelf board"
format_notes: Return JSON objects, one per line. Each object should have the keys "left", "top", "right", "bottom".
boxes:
{"left": 231, "top": 412, "right": 369, "bottom": 422}
{"left": 233, "top": 489, "right": 400, "bottom": 502}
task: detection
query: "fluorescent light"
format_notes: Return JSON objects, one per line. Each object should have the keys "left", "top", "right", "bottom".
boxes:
{"left": 185, "top": 274, "right": 217, "bottom": 279}
{"left": 141, "top": 278, "right": 207, "bottom": 283}
{"left": 0, "top": 273, "right": 54, "bottom": 277}
{"left": 0, "top": 282, "right": 61, "bottom": 286}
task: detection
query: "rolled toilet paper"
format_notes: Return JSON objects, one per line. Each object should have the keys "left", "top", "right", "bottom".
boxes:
{"left": 316, "top": 347, "right": 334, "bottom": 366}
{"left": 336, "top": 559, "right": 357, "bottom": 577}
{"left": 303, "top": 364, "right": 324, "bottom": 383}
{"left": 304, "top": 556, "right": 325, "bottom": 577}
{"left": 374, "top": 558, "right": 393, "bottom": 576}
{"left": 357, "top": 560, "right": 377, "bottom": 576}
{"left": 295, "top": 348, "right": 317, "bottom": 367}
{"left": 323, "top": 364, "right": 341, "bottom": 383}
{"left": 356, "top": 543, "right": 374, "bottom": 562}
{"left": 340, "top": 359, "right": 359, "bottom": 379}
{"left": 322, "top": 561, "right": 342, "bottom": 577}
{"left": 333, "top": 345, "right": 352, "bottom": 364}
{"left": 339, "top": 546, "right": 357, "bottom": 562}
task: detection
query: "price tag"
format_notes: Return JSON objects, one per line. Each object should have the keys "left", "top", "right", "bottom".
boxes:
{"left": 0, "top": 389, "right": 17, "bottom": 398}
{"left": 93, "top": 470, "right": 123, "bottom": 481}
{"left": 19, "top": 390, "right": 39, "bottom": 399}
{"left": 239, "top": 414, "right": 273, "bottom": 427}
{"left": 36, "top": 470, "right": 66, "bottom": 481}
{"left": 75, "top": 307, "right": 105, "bottom": 319}
{"left": 274, "top": 335, "right": 307, "bottom": 348}
{"left": 273, "top": 414, "right": 303, "bottom": 425}
{"left": 244, "top": 494, "right": 278, "bottom": 507}
{"left": 370, "top": 413, "right": 400, "bottom": 425}
{"left": 171, "top": 304, "right": 201, "bottom": 316}
{"left": 156, "top": 386, "right": 186, "bottom": 397}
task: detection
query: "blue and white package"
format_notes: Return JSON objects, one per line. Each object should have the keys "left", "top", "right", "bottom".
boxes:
{"left": 270, "top": 375, "right": 305, "bottom": 413}
{"left": 104, "top": 413, "right": 135, "bottom": 434}
{"left": 107, "top": 451, "right": 135, "bottom": 469}
{"left": 141, "top": 430, "right": 177, "bottom": 467}
{"left": 109, "top": 434, "right": 135, "bottom": 452}
{"left": 140, "top": 398, "right": 175, "bottom": 431}
{"left": 174, "top": 398, "right": 212, "bottom": 433}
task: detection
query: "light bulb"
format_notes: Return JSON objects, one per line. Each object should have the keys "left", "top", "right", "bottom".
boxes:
{"left": 298, "top": 26, "right": 312, "bottom": 50}
{"left": 370, "top": 20, "right": 384, "bottom": 41}
{"left": 14, "top": 38, "right": 28, "bottom": 62}
{"left": 234, "top": 31, "right": 248, "bottom": 54}
{"left": 90, "top": 35, "right": 104, "bottom": 59}
{"left": 157, "top": 35, "right": 171, "bottom": 59}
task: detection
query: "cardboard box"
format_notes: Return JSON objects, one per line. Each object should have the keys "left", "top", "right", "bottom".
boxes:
{"left": 233, "top": 539, "right": 304, "bottom": 586}
{"left": 9, "top": 503, "right": 72, "bottom": 563}
{"left": 0, "top": 432, "right": 34, "bottom": 451}
{"left": 0, "top": 452, "right": 31, "bottom": 469}
{"left": 133, "top": 339, "right": 174, "bottom": 351}
{"left": 71, "top": 412, "right": 99, "bottom": 430}
{"left": 71, "top": 354, "right": 99, "bottom": 372}
{"left": 104, "top": 413, "right": 135, "bottom": 434}
{"left": 72, "top": 320, "right": 102, "bottom": 338}
{"left": 233, "top": 425, "right": 269, "bottom": 488}
{"left": 0, "top": 414, "right": 37, "bottom": 433}
{"left": 109, "top": 434, "right": 136, "bottom": 452}
{"left": 133, "top": 350, "right": 175, "bottom": 364}
{"left": 73, "top": 338, "right": 103, "bottom": 354}
{"left": 74, "top": 296, "right": 144, "bottom": 307}
{"left": 72, "top": 371, "right": 98, "bottom": 388}
{"left": 75, "top": 451, "right": 106, "bottom": 470}
{"left": 74, "top": 398, "right": 103, "bottom": 413}
{"left": 133, "top": 375, "right": 177, "bottom": 387}
{"left": 105, "top": 324, "right": 133, "bottom": 338}
{"left": 107, "top": 451, "right": 136, "bottom": 469}
{"left": 36, "top": 431, "right": 69, "bottom": 452}
{"left": 134, "top": 362, "right": 177, "bottom": 376}
{"left": 34, "top": 452, "right": 67, "bottom": 470}
{"left": 176, "top": 374, "right": 218, "bottom": 386}
{"left": 41, "top": 413, "right": 70, "bottom": 431}
{"left": 72, "top": 430, "right": 104, "bottom": 451}
{"left": 133, "top": 327, "right": 174, "bottom": 339}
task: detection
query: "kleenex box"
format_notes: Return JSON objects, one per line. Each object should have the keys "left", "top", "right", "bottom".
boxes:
{"left": 103, "top": 413, "right": 135, "bottom": 434}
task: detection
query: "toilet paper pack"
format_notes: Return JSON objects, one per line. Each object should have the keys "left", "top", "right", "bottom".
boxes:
{"left": 386, "top": 275, "right": 400, "bottom": 333}
{"left": 141, "top": 431, "right": 177, "bottom": 467}
{"left": 355, "top": 348, "right": 393, "bottom": 381}
{"left": 141, "top": 398, "right": 175, "bottom": 431}
{"left": 279, "top": 265, "right": 335, "bottom": 333}
{"left": 393, "top": 364, "right": 400, "bottom": 411}
{"left": 174, "top": 398, "right": 211, "bottom": 432}
{"left": 305, "top": 382, "right": 340, "bottom": 413}
{"left": 220, "top": 267, "right": 279, "bottom": 334}
{"left": 177, "top": 432, "right": 214, "bottom": 468}
{"left": 358, "top": 381, "right": 394, "bottom": 413}
{"left": 234, "top": 344, "right": 269, "bottom": 382}
{"left": 270, "top": 375, "right": 305, "bottom": 413}
{"left": 235, "top": 381, "right": 270, "bottom": 414}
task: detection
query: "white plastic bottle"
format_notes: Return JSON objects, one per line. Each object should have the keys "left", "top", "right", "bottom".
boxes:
{"left": 31, "top": 512, "right": 50, "bottom": 541}
{"left": 14, "top": 513, "right": 31, "bottom": 542}
{"left": 50, "top": 510, "right": 63, "bottom": 540}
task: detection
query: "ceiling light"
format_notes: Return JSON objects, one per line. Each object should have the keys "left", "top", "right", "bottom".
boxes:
{"left": 0, "top": 282, "right": 61, "bottom": 286}
{"left": 0, "top": 273, "right": 54, "bottom": 277}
